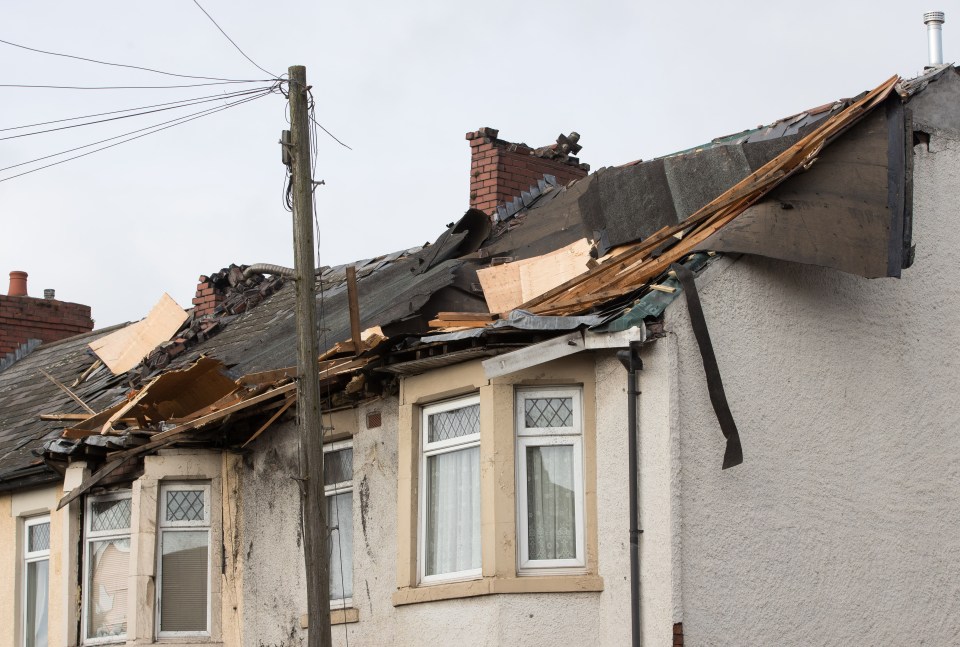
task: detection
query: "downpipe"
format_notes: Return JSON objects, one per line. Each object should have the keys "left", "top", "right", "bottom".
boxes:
{"left": 617, "top": 341, "right": 644, "bottom": 647}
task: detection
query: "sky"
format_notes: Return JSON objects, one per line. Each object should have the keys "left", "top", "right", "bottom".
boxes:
{"left": 1, "top": 1, "right": 952, "bottom": 328}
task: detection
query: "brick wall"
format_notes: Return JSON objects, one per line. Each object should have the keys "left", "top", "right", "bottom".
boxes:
{"left": 192, "top": 274, "right": 227, "bottom": 318}
{"left": 466, "top": 126, "right": 590, "bottom": 217}
{"left": 0, "top": 295, "right": 94, "bottom": 356}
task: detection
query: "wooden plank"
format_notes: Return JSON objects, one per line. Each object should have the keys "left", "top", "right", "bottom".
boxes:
{"left": 346, "top": 266, "right": 362, "bottom": 356}
{"left": 242, "top": 395, "right": 296, "bottom": 448}
{"left": 148, "top": 381, "right": 297, "bottom": 443}
{"left": 40, "top": 413, "right": 92, "bottom": 422}
{"left": 87, "top": 293, "right": 188, "bottom": 375}
{"left": 39, "top": 368, "right": 95, "bottom": 414}
{"left": 523, "top": 75, "right": 900, "bottom": 314}
{"left": 428, "top": 319, "right": 489, "bottom": 329}
{"left": 239, "top": 356, "right": 371, "bottom": 387}
{"left": 436, "top": 312, "right": 496, "bottom": 322}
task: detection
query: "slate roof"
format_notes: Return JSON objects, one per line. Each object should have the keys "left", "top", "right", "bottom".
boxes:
{"left": 2, "top": 67, "right": 950, "bottom": 490}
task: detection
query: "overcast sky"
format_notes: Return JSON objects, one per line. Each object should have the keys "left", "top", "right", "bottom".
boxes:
{"left": 1, "top": 1, "right": 951, "bottom": 327}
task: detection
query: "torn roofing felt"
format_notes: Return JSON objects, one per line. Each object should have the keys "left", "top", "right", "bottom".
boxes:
{"left": 2, "top": 68, "right": 950, "bottom": 488}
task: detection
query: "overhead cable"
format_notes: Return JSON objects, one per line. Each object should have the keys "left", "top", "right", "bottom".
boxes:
{"left": 0, "top": 36, "right": 263, "bottom": 82}
{"left": 0, "top": 86, "right": 275, "bottom": 133}
{"left": 0, "top": 80, "right": 270, "bottom": 90}
{"left": 191, "top": 0, "right": 279, "bottom": 79}
{"left": 0, "top": 90, "right": 272, "bottom": 183}
{"left": 0, "top": 85, "right": 273, "bottom": 141}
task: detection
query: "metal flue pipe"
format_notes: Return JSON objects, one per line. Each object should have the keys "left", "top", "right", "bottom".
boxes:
{"left": 925, "top": 11, "right": 946, "bottom": 66}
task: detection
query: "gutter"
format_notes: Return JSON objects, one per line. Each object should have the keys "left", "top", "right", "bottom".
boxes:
{"left": 0, "top": 465, "right": 60, "bottom": 493}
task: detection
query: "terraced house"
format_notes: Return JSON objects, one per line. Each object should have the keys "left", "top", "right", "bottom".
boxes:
{"left": 2, "top": 65, "right": 959, "bottom": 646}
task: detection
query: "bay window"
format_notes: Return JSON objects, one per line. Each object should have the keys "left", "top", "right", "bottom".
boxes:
{"left": 84, "top": 493, "right": 131, "bottom": 643}
{"left": 419, "top": 395, "right": 482, "bottom": 584}
{"left": 23, "top": 515, "right": 50, "bottom": 647}
{"left": 157, "top": 482, "right": 211, "bottom": 637}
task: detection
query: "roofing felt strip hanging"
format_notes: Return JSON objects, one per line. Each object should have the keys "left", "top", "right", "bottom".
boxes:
{"left": 671, "top": 262, "right": 743, "bottom": 470}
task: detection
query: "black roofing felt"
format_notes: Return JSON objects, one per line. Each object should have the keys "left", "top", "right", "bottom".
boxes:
{"left": 4, "top": 68, "right": 952, "bottom": 486}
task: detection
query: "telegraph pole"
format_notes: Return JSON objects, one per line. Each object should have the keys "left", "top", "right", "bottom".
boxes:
{"left": 286, "top": 64, "right": 332, "bottom": 647}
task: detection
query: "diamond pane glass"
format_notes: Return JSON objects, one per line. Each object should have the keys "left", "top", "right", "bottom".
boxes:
{"left": 166, "top": 490, "right": 204, "bottom": 522}
{"left": 91, "top": 498, "right": 131, "bottom": 532}
{"left": 324, "top": 448, "right": 354, "bottom": 486}
{"left": 428, "top": 403, "right": 480, "bottom": 443}
{"left": 524, "top": 397, "right": 573, "bottom": 428}
{"left": 28, "top": 522, "right": 50, "bottom": 552}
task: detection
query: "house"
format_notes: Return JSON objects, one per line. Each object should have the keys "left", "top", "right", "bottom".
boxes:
{"left": 1, "top": 65, "right": 959, "bottom": 647}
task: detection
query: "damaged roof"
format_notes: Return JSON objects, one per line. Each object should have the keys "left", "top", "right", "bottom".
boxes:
{"left": 2, "top": 66, "right": 954, "bottom": 491}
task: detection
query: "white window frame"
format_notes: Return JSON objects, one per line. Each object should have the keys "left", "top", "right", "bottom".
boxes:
{"left": 22, "top": 515, "right": 50, "bottom": 647}
{"left": 82, "top": 491, "right": 132, "bottom": 645}
{"left": 418, "top": 394, "right": 482, "bottom": 585}
{"left": 515, "top": 387, "right": 586, "bottom": 574}
{"left": 156, "top": 482, "right": 211, "bottom": 639}
{"left": 324, "top": 439, "right": 354, "bottom": 610}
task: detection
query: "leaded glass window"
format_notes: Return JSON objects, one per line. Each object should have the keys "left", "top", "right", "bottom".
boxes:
{"left": 420, "top": 395, "right": 482, "bottom": 584}
{"left": 158, "top": 484, "right": 210, "bottom": 637}
{"left": 84, "top": 493, "right": 131, "bottom": 643}
{"left": 516, "top": 388, "right": 585, "bottom": 573}
{"left": 24, "top": 516, "right": 50, "bottom": 647}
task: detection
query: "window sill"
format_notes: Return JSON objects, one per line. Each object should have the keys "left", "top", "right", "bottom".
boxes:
{"left": 299, "top": 607, "right": 360, "bottom": 628}
{"left": 392, "top": 574, "right": 604, "bottom": 606}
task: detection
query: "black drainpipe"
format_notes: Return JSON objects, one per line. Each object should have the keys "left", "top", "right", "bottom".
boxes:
{"left": 617, "top": 341, "right": 644, "bottom": 647}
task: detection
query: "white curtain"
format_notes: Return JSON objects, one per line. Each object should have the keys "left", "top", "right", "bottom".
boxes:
{"left": 526, "top": 445, "right": 576, "bottom": 560}
{"left": 328, "top": 491, "right": 354, "bottom": 601}
{"left": 425, "top": 446, "right": 481, "bottom": 576}
{"left": 26, "top": 559, "right": 48, "bottom": 647}
{"left": 88, "top": 538, "right": 130, "bottom": 639}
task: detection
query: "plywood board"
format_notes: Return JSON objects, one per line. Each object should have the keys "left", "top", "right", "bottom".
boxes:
{"left": 477, "top": 239, "right": 592, "bottom": 313}
{"left": 89, "top": 293, "right": 188, "bottom": 375}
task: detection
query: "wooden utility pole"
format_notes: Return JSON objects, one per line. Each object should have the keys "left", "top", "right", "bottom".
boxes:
{"left": 287, "top": 64, "right": 332, "bottom": 647}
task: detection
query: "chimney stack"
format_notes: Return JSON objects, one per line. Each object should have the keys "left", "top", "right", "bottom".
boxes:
{"left": 466, "top": 127, "right": 590, "bottom": 220}
{"left": 8, "top": 271, "right": 28, "bottom": 297}
{"left": 924, "top": 11, "right": 946, "bottom": 67}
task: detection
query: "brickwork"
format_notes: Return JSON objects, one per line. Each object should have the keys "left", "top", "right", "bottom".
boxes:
{"left": 673, "top": 622, "right": 684, "bottom": 646}
{"left": 192, "top": 274, "right": 226, "bottom": 318}
{"left": 0, "top": 295, "right": 94, "bottom": 356}
{"left": 466, "top": 126, "right": 589, "bottom": 218}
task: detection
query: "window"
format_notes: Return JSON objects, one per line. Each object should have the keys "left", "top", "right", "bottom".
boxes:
{"left": 84, "top": 493, "right": 131, "bottom": 643}
{"left": 419, "top": 395, "right": 482, "bottom": 584}
{"left": 157, "top": 483, "right": 210, "bottom": 637}
{"left": 324, "top": 441, "right": 354, "bottom": 607}
{"left": 516, "top": 388, "right": 585, "bottom": 573}
{"left": 23, "top": 516, "right": 50, "bottom": 647}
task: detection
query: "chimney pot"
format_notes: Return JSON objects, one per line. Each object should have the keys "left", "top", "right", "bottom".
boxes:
{"left": 924, "top": 11, "right": 946, "bottom": 67}
{"left": 8, "top": 271, "right": 28, "bottom": 297}
{"left": 44, "top": 289, "right": 55, "bottom": 300}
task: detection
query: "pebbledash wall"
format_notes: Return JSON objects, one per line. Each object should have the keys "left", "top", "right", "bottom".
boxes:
{"left": 658, "top": 127, "right": 960, "bottom": 644}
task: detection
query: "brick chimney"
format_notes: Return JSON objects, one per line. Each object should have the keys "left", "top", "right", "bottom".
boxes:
{"left": 0, "top": 271, "right": 94, "bottom": 357}
{"left": 466, "top": 127, "right": 590, "bottom": 218}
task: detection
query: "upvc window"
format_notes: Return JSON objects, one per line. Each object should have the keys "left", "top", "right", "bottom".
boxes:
{"left": 516, "top": 387, "right": 585, "bottom": 573}
{"left": 83, "top": 493, "right": 131, "bottom": 644}
{"left": 324, "top": 441, "right": 354, "bottom": 608}
{"left": 157, "top": 483, "right": 210, "bottom": 638}
{"left": 419, "top": 395, "right": 482, "bottom": 584}
{"left": 23, "top": 516, "right": 50, "bottom": 647}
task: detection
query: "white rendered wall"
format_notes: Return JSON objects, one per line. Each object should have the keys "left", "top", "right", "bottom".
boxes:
{"left": 662, "top": 133, "right": 960, "bottom": 645}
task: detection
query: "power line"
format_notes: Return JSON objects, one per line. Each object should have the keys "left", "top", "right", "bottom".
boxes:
{"left": 191, "top": 0, "right": 279, "bottom": 79}
{"left": 0, "top": 85, "right": 273, "bottom": 141}
{"left": 0, "top": 86, "right": 276, "bottom": 133}
{"left": 0, "top": 90, "right": 273, "bottom": 183}
{"left": 309, "top": 114, "right": 353, "bottom": 151}
{"left": 0, "top": 79, "right": 269, "bottom": 90}
{"left": 0, "top": 36, "right": 262, "bottom": 83}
